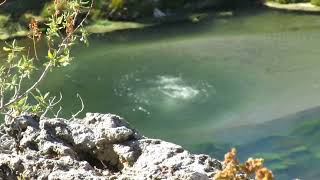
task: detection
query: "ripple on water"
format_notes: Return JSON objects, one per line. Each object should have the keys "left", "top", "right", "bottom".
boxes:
{"left": 157, "top": 76, "right": 199, "bottom": 99}
{"left": 114, "top": 74, "right": 215, "bottom": 115}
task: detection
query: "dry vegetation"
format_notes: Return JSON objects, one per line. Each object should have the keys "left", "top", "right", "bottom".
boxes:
{"left": 214, "top": 148, "right": 274, "bottom": 180}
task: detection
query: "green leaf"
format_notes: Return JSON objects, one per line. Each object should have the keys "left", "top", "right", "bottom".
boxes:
{"left": 48, "top": 50, "right": 54, "bottom": 59}
{"left": 43, "top": 92, "right": 50, "bottom": 100}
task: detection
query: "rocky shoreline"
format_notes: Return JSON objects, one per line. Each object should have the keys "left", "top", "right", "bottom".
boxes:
{"left": 0, "top": 113, "right": 223, "bottom": 179}
{"left": 264, "top": 2, "right": 320, "bottom": 12}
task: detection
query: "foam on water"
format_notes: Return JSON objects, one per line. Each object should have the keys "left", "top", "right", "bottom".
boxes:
{"left": 115, "top": 74, "right": 214, "bottom": 115}
{"left": 156, "top": 76, "right": 199, "bottom": 99}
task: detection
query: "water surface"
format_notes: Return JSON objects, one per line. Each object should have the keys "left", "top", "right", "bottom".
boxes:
{"left": 35, "top": 9, "right": 320, "bottom": 179}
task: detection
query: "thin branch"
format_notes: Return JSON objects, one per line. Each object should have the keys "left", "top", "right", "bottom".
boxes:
{"left": 0, "top": 0, "right": 6, "bottom": 6}
{"left": 0, "top": 88, "right": 4, "bottom": 108}
{"left": 69, "top": 93, "right": 84, "bottom": 120}
{"left": 16, "top": 77, "right": 23, "bottom": 98}
{"left": 54, "top": 106, "right": 63, "bottom": 118}
{"left": 12, "top": 77, "right": 23, "bottom": 100}
{"left": 51, "top": 93, "right": 63, "bottom": 107}
{"left": 40, "top": 92, "right": 63, "bottom": 119}
{"left": 40, "top": 97, "right": 55, "bottom": 120}
{"left": 47, "top": 93, "right": 63, "bottom": 117}
{"left": 57, "top": 0, "right": 93, "bottom": 49}
{"left": 32, "top": 37, "right": 39, "bottom": 61}
{"left": 42, "top": 94, "right": 61, "bottom": 119}
{"left": 0, "top": 0, "right": 93, "bottom": 112}
{"left": 0, "top": 63, "right": 52, "bottom": 110}
{"left": 76, "top": 0, "right": 94, "bottom": 33}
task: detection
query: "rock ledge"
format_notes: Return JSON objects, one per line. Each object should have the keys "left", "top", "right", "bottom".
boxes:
{"left": 0, "top": 113, "right": 222, "bottom": 179}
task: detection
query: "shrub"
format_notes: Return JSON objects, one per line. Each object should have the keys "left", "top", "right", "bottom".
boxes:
{"left": 214, "top": 148, "right": 274, "bottom": 180}
{"left": 0, "top": 0, "right": 91, "bottom": 121}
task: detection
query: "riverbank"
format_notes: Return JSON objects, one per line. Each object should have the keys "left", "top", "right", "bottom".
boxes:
{"left": 264, "top": 2, "right": 320, "bottom": 12}
{"left": 0, "top": 19, "right": 149, "bottom": 41}
{"left": 86, "top": 20, "right": 150, "bottom": 34}
{"left": 0, "top": 28, "right": 28, "bottom": 40}
{"left": 0, "top": 10, "right": 231, "bottom": 40}
{"left": 0, "top": 15, "right": 28, "bottom": 40}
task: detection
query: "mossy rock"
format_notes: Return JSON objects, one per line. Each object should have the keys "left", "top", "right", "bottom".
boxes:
{"left": 271, "top": 0, "right": 309, "bottom": 4}
{"left": 86, "top": 20, "right": 148, "bottom": 33}
{"left": 0, "top": 22, "right": 28, "bottom": 40}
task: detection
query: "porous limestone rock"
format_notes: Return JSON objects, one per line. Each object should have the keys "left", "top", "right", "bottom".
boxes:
{"left": 0, "top": 113, "right": 222, "bottom": 179}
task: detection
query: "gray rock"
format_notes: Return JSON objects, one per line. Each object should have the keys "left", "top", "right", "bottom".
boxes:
{"left": 0, "top": 113, "right": 222, "bottom": 179}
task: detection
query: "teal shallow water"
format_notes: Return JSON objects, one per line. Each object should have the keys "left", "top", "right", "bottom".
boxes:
{"left": 7, "top": 9, "right": 320, "bottom": 179}
{"left": 43, "top": 9, "right": 320, "bottom": 136}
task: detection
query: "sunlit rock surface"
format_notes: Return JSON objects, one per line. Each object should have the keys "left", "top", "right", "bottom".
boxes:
{"left": 0, "top": 113, "right": 222, "bottom": 179}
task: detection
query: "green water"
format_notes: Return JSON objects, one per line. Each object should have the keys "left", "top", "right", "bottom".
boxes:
{"left": 19, "top": 9, "right": 320, "bottom": 179}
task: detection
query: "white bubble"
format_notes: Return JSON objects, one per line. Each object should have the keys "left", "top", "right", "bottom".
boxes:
{"left": 156, "top": 76, "right": 199, "bottom": 99}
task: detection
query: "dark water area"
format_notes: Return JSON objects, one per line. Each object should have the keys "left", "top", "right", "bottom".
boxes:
{"left": 3, "top": 8, "right": 320, "bottom": 179}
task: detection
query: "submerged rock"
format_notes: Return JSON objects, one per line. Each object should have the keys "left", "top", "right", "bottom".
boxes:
{"left": 0, "top": 113, "right": 222, "bottom": 179}
{"left": 153, "top": 8, "right": 167, "bottom": 18}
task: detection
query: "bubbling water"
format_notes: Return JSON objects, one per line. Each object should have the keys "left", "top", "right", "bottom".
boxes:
{"left": 157, "top": 76, "right": 200, "bottom": 99}
{"left": 114, "top": 73, "right": 215, "bottom": 115}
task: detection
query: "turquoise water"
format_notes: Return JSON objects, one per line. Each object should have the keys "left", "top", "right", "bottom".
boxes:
{"left": 12, "top": 9, "right": 320, "bottom": 179}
